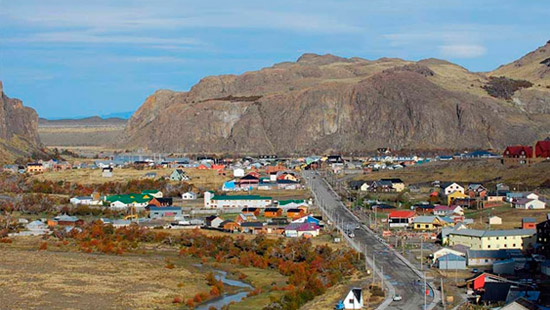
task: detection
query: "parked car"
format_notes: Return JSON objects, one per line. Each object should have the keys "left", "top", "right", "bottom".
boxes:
{"left": 393, "top": 295, "right": 402, "bottom": 301}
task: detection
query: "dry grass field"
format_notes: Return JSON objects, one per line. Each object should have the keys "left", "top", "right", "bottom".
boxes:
{"left": 464, "top": 205, "right": 550, "bottom": 230}
{"left": 353, "top": 159, "right": 550, "bottom": 189}
{"left": 0, "top": 237, "right": 209, "bottom": 310}
{"left": 32, "top": 167, "right": 232, "bottom": 189}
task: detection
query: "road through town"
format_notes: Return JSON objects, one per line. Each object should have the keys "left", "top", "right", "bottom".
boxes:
{"left": 303, "top": 170, "right": 438, "bottom": 310}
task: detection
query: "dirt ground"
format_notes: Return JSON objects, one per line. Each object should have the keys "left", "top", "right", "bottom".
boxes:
{"left": 0, "top": 237, "right": 208, "bottom": 310}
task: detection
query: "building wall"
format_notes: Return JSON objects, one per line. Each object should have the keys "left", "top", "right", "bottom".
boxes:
{"left": 438, "top": 259, "right": 466, "bottom": 270}
{"left": 449, "top": 234, "right": 531, "bottom": 250}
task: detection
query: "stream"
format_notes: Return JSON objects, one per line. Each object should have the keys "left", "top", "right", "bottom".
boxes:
{"left": 193, "top": 266, "right": 253, "bottom": 310}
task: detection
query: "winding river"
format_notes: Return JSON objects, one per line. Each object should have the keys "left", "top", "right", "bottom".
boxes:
{"left": 193, "top": 267, "right": 253, "bottom": 310}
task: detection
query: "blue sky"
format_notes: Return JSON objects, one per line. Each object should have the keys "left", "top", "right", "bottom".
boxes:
{"left": 1, "top": 0, "right": 549, "bottom": 119}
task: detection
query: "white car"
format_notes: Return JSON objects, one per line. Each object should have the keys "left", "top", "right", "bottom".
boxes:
{"left": 393, "top": 295, "right": 402, "bottom": 301}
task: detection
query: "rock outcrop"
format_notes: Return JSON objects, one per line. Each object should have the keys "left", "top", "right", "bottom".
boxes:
{"left": 121, "top": 45, "right": 550, "bottom": 154}
{"left": 0, "top": 81, "right": 42, "bottom": 162}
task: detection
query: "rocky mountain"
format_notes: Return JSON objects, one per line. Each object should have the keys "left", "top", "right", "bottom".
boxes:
{"left": 121, "top": 42, "right": 550, "bottom": 155}
{"left": 0, "top": 81, "right": 43, "bottom": 162}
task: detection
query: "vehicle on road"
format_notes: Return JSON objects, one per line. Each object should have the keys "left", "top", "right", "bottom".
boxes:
{"left": 348, "top": 232, "right": 355, "bottom": 238}
{"left": 393, "top": 294, "right": 402, "bottom": 301}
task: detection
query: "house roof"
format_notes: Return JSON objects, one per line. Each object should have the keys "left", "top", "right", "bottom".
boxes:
{"left": 413, "top": 216, "right": 438, "bottom": 223}
{"left": 53, "top": 215, "right": 80, "bottom": 222}
{"left": 380, "top": 178, "right": 404, "bottom": 184}
{"left": 265, "top": 208, "right": 281, "bottom": 212}
{"left": 504, "top": 146, "right": 533, "bottom": 157}
{"left": 285, "top": 222, "right": 320, "bottom": 231}
{"left": 279, "top": 199, "right": 305, "bottom": 205}
{"left": 535, "top": 140, "right": 550, "bottom": 158}
{"left": 147, "top": 206, "right": 181, "bottom": 212}
{"left": 212, "top": 195, "right": 272, "bottom": 201}
{"left": 451, "top": 229, "right": 535, "bottom": 238}
{"left": 438, "top": 253, "right": 466, "bottom": 262}
{"left": 240, "top": 222, "right": 265, "bottom": 227}
{"left": 522, "top": 217, "right": 536, "bottom": 223}
{"left": 467, "top": 249, "right": 519, "bottom": 259}
{"left": 480, "top": 282, "right": 512, "bottom": 302}
{"left": 287, "top": 208, "right": 302, "bottom": 213}
{"left": 388, "top": 210, "right": 416, "bottom": 218}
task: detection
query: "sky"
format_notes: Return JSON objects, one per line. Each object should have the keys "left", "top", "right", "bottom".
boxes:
{"left": 0, "top": 0, "right": 549, "bottom": 119}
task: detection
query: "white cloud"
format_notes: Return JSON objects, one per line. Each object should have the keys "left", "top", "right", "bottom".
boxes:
{"left": 439, "top": 44, "right": 487, "bottom": 58}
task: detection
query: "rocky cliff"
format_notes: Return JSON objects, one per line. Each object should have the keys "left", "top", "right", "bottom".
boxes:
{"left": 122, "top": 43, "right": 550, "bottom": 154}
{"left": 0, "top": 81, "right": 42, "bottom": 162}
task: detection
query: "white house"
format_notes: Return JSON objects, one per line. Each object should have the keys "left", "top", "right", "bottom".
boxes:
{"left": 204, "top": 191, "right": 273, "bottom": 209}
{"left": 514, "top": 198, "right": 546, "bottom": 210}
{"left": 442, "top": 182, "right": 464, "bottom": 196}
{"left": 102, "top": 167, "right": 113, "bottom": 178}
{"left": 181, "top": 191, "right": 197, "bottom": 200}
{"left": 432, "top": 248, "right": 466, "bottom": 262}
{"left": 343, "top": 288, "right": 363, "bottom": 309}
{"left": 360, "top": 183, "right": 370, "bottom": 192}
{"left": 233, "top": 168, "right": 245, "bottom": 177}
{"left": 70, "top": 196, "right": 102, "bottom": 206}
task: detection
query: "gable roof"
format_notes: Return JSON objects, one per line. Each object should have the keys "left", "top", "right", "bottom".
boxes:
{"left": 504, "top": 146, "right": 533, "bottom": 157}
{"left": 388, "top": 210, "right": 416, "bottom": 218}
{"left": 438, "top": 253, "right": 466, "bottom": 262}
{"left": 212, "top": 195, "right": 272, "bottom": 201}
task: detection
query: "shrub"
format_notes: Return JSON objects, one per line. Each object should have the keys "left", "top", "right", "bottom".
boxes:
{"left": 172, "top": 296, "right": 182, "bottom": 304}
{"left": 39, "top": 241, "right": 48, "bottom": 250}
{"left": 483, "top": 76, "right": 533, "bottom": 99}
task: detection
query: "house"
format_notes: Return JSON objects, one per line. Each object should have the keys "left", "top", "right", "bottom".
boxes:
{"left": 105, "top": 194, "right": 153, "bottom": 210}
{"left": 521, "top": 218, "right": 536, "bottom": 230}
{"left": 48, "top": 215, "right": 84, "bottom": 227}
{"left": 235, "top": 213, "right": 257, "bottom": 224}
{"left": 442, "top": 182, "right": 465, "bottom": 196}
{"left": 369, "top": 180, "right": 394, "bottom": 192}
{"left": 264, "top": 208, "right": 283, "bottom": 217}
{"left": 222, "top": 180, "right": 237, "bottom": 191}
{"left": 26, "top": 163, "right": 44, "bottom": 174}
{"left": 142, "top": 190, "right": 163, "bottom": 198}
{"left": 468, "top": 184, "right": 488, "bottom": 198}
{"left": 388, "top": 210, "right": 416, "bottom": 228}
{"left": 278, "top": 199, "right": 308, "bottom": 209}
{"left": 496, "top": 183, "right": 510, "bottom": 196}
{"left": 220, "top": 220, "right": 239, "bottom": 232}
{"left": 536, "top": 216, "right": 550, "bottom": 257}
{"left": 349, "top": 180, "right": 367, "bottom": 191}
{"left": 181, "top": 191, "right": 197, "bottom": 200}
{"left": 242, "top": 207, "right": 261, "bottom": 216}
{"left": 415, "top": 204, "right": 435, "bottom": 214}
{"left": 488, "top": 216, "right": 502, "bottom": 225}
{"left": 287, "top": 208, "right": 305, "bottom": 219}
{"left": 412, "top": 216, "right": 452, "bottom": 231}
{"left": 434, "top": 205, "right": 464, "bottom": 216}
{"left": 102, "top": 167, "right": 114, "bottom": 178}
{"left": 240, "top": 222, "right": 267, "bottom": 234}
{"left": 205, "top": 215, "right": 224, "bottom": 228}
{"left": 381, "top": 178, "right": 405, "bottom": 192}
{"left": 70, "top": 195, "right": 102, "bottom": 206}
{"left": 466, "top": 249, "right": 522, "bottom": 267}
{"left": 239, "top": 174, "right": 260, "bottom": 188}
{"left": 447, "top": 191, "right": 469, "bottom": 206}
{"left": 233, "top": 168, "right": 245, "bottom": 177}
{"left": 204, "top": 192, "right": 273, "bottom": 209}
{"left": 437, "top": 253, "right": 467, "bottom": 270}
{"left": 291, "top": 215, "right": 321, "bottom": 225}
{"left": 342, "top": 288, "right": 363, "bottom": 310}
{"left": 448, "top": 229, "right": 536, "bottom": 250}
{"left": 170, "top": 169, "right": 189, "bottom": 181}
{"left": 284, "top": 222, "right": 320, "bottom": 238}
{"left": 147, "top": 206, "right": 182, "bottom": 219}
{"left": 432, "top": 248, "right": 466, "bottom": 261}
{"left": 513, "top": 198, "right": 546, "bottom": 210}
{"left": 503, "top": 146, "right": 533, "bottom": 159}
{"left": 148, "top": 197, "right": 173, "bottom": 207}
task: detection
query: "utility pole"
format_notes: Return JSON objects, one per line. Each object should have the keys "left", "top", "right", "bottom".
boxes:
{"left": 441, "top": 277, "right": 446, "bottom": 310}
{"left": 420, "top": 237, "right": 424, "bottom": 271}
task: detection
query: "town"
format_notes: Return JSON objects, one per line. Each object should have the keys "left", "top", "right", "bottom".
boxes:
{"left": 2, "top": 140, "right": 550, "bottom": 310}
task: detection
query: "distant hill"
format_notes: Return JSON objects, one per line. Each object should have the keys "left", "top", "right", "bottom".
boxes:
{"left": 39, "top": 116, "right": 127, "bottom": 128}
{"left": 120, "top": 41, "right": 550, "bottom": 154}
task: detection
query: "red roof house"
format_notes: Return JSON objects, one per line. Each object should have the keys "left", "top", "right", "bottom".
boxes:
{"left": 503, "top": 146, "right": 533, "bottom": 158}
{"left": 388, "top": 210, "right": 416, "bottom": 228}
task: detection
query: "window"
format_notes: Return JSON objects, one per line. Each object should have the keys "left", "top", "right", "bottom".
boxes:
{"left": 487, "top": 245, "right": 491, "bottom": 248}
{"left": 513, "top": 244, "right": 516, "bottom": 247}
{"left": 485, "top": 259, "right": 489, "bottom": 263}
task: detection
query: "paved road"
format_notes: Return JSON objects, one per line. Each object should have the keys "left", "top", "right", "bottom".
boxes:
{"left": 303, "top": 170, "right": 435, "bottom": 310}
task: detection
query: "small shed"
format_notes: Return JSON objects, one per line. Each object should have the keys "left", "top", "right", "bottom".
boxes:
{"left": 488, "top": 216, "right": 502, "bottom": 225}
{"left": 522, "top": 218, "right": 536, "bottom": 230}
{"left": 181, "top": 191, "right": 197, "bottom": 200}
{"left": 343, "top": 288, "right": 363, "bottom": 309}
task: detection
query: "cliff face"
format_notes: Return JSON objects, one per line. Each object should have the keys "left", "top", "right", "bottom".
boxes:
{"left": 122, "top": 49, "right": 550, "bottom": 154}
{"left": 0, "top": 81, "right": 42, "bottom": 162}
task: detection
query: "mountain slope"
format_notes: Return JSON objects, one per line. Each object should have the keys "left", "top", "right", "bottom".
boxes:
{"left": 122, "top": 48, "right": 550, "bottom": 154}
{"left": 0, "top": 81, "right": 43, "bottom": 162}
